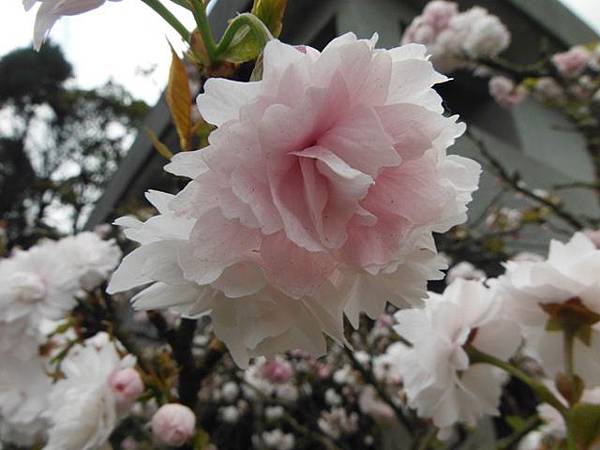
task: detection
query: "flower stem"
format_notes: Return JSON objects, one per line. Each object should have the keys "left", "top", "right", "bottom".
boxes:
{"left": 343, "top": 346, "right": 414, "bottom": 436}
{"left": 139, "top": 0, "right": 190, "bottom": 42}
{"left": 189, "top": 0, "right": 218, "bottom": 62}
{"left": 564, "top": 330, "right": 576, "bottom": 380}
{"left": 466, "top": 346, "right": 568, "bottom": 416}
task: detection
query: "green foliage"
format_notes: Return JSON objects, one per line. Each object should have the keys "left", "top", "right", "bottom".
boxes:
{"left": 219, "top": 13, "right": 273, "bottom": 64}
{"left": 0, "top": 43, "right": 148, "bottom": 248}
{"left": 251, "top": 0, "right": 287, "bottom": 38}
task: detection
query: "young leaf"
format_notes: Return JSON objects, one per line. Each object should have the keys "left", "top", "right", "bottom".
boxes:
{"left": 145, "top": 127, "right": 174, "bottom": 160}
{"left": 218, "top": 13, "right": 272, "bottom": 64}
{"left": 251, "top": 0, "right": 287, "bottom": 38}
{"left": 166, "top": 45, "right": 193, "bottom": 150}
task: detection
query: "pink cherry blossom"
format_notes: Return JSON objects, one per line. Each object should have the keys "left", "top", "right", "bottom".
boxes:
{"left": 488, "top": 75, "right": 527, "bottom": 108}
{"left": 109, "top": 33, "right": 480, "bottom": 367}
{"left": 402, "top": 2, "right": 510, "bottom": 73}
{"left": 552, "top": 46, "right": 590, "bottom": 78}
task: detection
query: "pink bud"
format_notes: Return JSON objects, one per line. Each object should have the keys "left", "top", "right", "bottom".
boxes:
{"left": 261, "top": 360, "right": 293, "bottom": 384}
{"left": 108, "top": 368, "right": 144, "bottom": 408}
{"left": 151, "top": 403, "right": 196, "bottom": 446}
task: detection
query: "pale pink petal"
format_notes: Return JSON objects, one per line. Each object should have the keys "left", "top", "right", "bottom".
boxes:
{"left": 197, "top": 78, "right": 261, "bottom": 126}
{"left": 230, "top": 168, "right": 283, "bottom": 235}
{"left": 375, "top": 103, "right": 452, "bottom": 160}
{"left": 296, "top": 146, "right": 373, "bottom": 248}
{"left": 179, "top": 209, "right": 261, "bottom": 285}
{"left": 210, "top": 262, "right": 266, "bottom": 298}
{"left": 164, "top": 150, "right": 208, "bottom": 179}
{"left": 318, "top": 106, "right": 399, "bottom": 177}
{"left": 260, "top": 231, "right": 337, "bottom": 298}
{"left": 107, "top": 241, "right": 184, "bottom": 293}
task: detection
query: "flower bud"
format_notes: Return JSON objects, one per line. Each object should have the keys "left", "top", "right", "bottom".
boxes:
{"left": 261, "top": 359, "right": 293, "bottom": 384}
{"left": 108, "top": 368, "right": 144, "bottom": 409}
{"left": 151, "top": 404, "right": 196, "bottom": 446}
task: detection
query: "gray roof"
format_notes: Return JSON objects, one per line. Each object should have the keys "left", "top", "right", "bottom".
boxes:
{"left": 86, "top": 0, "right": 598, "bottom": 232}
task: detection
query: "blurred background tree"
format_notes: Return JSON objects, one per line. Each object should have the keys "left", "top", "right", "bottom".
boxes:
{"left": 0, "top": 43, "right": 148, "bottom": 250}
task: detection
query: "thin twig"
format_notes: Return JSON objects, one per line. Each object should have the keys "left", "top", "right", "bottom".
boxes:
{"left": 466, "top": 130, "right": 586, "bottom": 230}
{"left": 343, "top": 346, "right": 414, "bottom": 436}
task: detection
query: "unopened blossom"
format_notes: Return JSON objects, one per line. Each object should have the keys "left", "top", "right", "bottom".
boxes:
{"left": 109, "top": 34, "right": 479, "bottom": 366}
{"left": 488, "top": 76, "right": 527, "bottom": 108}
{"left": 261, "top": 358, "right": 293, "bottom": 384}
{"left": 446, "top": 261, "right": 485, "bottom": 285}
{"left": 499, "top": 233, "right": 600, "bottom": 385}
{"left": 552, "top": 46, "right": 590, "bottom": 78}
{"left": 25, "top": 0, "right": 121, "bottom": 51}
{"left": 394, "top": 279, "right": 520, "bottom": 437}
{"left": 403, "top": 2, "right": 510, "bottom": 73}
{"left": 43, "top": 332, "right": 137, "bottom": 450}
{"left": 152, "top": 404, "right": 196, "bottom": 446}
{"left": 107, "top": 368, "right": 144, "bottom": 411}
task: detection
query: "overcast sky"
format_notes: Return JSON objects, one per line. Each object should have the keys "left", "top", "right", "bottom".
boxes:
{"left": 0, "top": 0, "right": 599, "bottom": 105}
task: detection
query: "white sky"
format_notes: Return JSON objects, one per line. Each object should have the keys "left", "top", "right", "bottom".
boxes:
{"left": 0, "top": 0, "right": 599, "bottom": 105}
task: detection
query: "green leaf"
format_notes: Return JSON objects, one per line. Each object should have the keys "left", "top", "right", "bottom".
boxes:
{"left": 568, "top": 403, "right": 600, "bottom": 450}
{"left": 145, "top": 127, "right": 174, "bottom": 160}
{"left": 218, "top": 13, "right": 272, "bottom": 64}
{"left": 251, "top": 0, "right": 287, "bottom": 38}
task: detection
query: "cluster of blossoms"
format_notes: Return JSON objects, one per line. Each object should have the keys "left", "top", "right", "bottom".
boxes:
{"left": 486, "top": 44, "right": 600, "bottom": 109}
{"left": 186, "top": 313, "right": 407, "bottom": 449}
{"left": 0, "top": 233, "right": 147, "bottom": 449}
{"left": 13, "top": 1, "right": 600, "bottom": 449}
{"left": 0, "top": 232, "right": 121, "bottom": 361}
{"left": 108, "top": 33, "right": 481, "bottom": 367}
{"left": 384, "top": 232, "right": 600, "bottom": 443}
{"left": 401, "top": 0, "right": 510, "bottom": 73}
